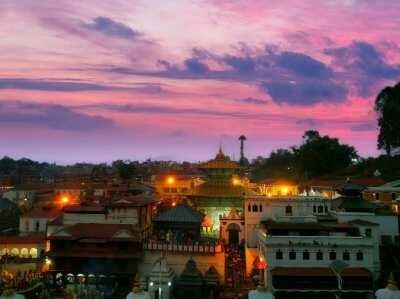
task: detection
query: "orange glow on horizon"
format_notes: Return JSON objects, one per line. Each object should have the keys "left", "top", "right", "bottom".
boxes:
{"left": 166, "top": 176, "right": 175, "bottom": 185}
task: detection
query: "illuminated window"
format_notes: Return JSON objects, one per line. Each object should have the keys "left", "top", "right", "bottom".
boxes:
{"left": 276, "top": 250, "right": 283, "bottom": 260}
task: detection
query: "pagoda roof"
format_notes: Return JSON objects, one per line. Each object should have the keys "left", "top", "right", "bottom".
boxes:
{"left": 179, "top": 258, "right": 203, "bottom": 286}
{"left": 204, "top": 266, "right": 219, "bottom": 286}
{"left": 192, "top": 183, "right": 255, "bottom": 198}
{"left": 334, "top": 196, "right": 376, "bottom": 212}
{"left": 155, "top": 204, "right": 203, "bottom": 223}
{"left": 199, "top": 148, "right": 239, "bottom": 170}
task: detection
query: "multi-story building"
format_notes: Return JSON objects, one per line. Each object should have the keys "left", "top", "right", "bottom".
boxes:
{"left": 256, "top": 219, "right": 378, "bottom": 298}
{"left": 245, "top": 196, "right": 331, "bottom": 248}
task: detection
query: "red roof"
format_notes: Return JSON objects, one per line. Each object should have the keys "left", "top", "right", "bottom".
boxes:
{"left": 48, "top": 223, "right": 139, "bottom": 241}
{"left": 22, "top": 207, "right": 61, "bottom": 219}
{"left": 272, "top": 267, "right": 335, "bottom": 277}
{"left": 47, "top": 249, "right": 139, "bottom": 259}
{"left": 63, "top": 205, "right": 105, "bottom": 214}
{"left": 0, "top": 235, "right": 46, "bottom": 244}
{"left": 108, "top": 194, "right": 157, "bottom": 207}
{"left": 305, "top": 178, "right": 385, "bottom": 188}
{"left": 341, "top": 268, "right": 372, "bottom": 277}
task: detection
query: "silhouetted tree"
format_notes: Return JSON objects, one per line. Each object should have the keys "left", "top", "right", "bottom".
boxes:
{"left": 292, "top": 130, "right": 358, "bottom": 179}
{"left": 375, "top": 82, "right": 400, "bottom": 156}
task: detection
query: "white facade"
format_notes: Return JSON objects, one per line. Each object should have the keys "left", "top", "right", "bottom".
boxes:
{"left": 256, "top": 227, "right": 380, "bottom": 291}
{"left": 333, "top": 211, "right": 399, "bottom": 242}
{"left": 245, "top": 196, "right": 330, "bottom": 247}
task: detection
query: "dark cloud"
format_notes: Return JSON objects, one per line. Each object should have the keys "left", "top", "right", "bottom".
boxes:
{"left": 350, "top": 122, "right": 376, "bottom": 132}
{"left": 262, "top": 80, "right": 347, "bottom": 105}
{"left": 324, "top": 41, "right": 400, "bottom": 96}
{"left": 235, "top": 97, "right": 267, "bottom": 105}
{"left": 276, "top": 52, "right": 333, "bottom": 78}
{"left": 82, "top": 16, "right": 139, "bottom": 39}
{"left": 183, "top": 58, "right": 210, "bottom": 74}
{"left": 107, "top": 45, "right": 348, "bottom": 106}
{"left": 0, "top": 101, "right": 114, "bottom": 131}
{"left": 0, "top": 78, "right": 165, "bottom": 94}
{"left": 223, "top": 55, "right": 256, "bottom": 73}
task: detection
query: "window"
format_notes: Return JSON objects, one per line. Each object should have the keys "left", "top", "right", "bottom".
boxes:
{"left": 252, "top": 205, "right": 258, "bottom": 212}
{"left": 35, "top": 221, "right": 40, "bottom": 232}
{"left": 259, "top": 205, "right": 263, "bottom": 212}
{"left": 317, "top": 205, "right": 323, "bottom": 213}
{"left": 181, "top": 188, "right": 188, "bottom": 193}
{"left": 285, "top": 205, "right": 292, "bottom": 216}
{"left": 392, "top": 192, "right": 397, "bottom": 201}
{"left": 356, "top": 251, "right": 363, "bottom": 261}
{"left": 171, "top": 188, "right": 177, "bottom": 193}
{"left": 276, "top": 250, "right": 283, "bottom": 260}
{"left": 375, "top": 193, "right": 380, "bottom": 201}
{"left": 313, "top": 206, "right": 316, "bottom": 213}
{"left": 365, "top": 228, "right": 372, "bottom": 238}
{"left": 343, "top": 251, "right": 350, "bottom": 261}
{"left": 325, "top": 206, "right": 328, "bottom": 213}
{"left": 329, "top": 251, "right": 336, "bottom": 260}
{"left": 303, "top": 250, "right": 310, "bottom": 260}
{"left": 248, "top": 204, "right": 251, "bottom": 212}
{"left": 163, "top": 188, "right": 170, "bottom": 193}
{"left": 316, "top": 251, "right": 323, "bottom": 260}
{"left": 289, "top": 251, "right": 296, "bottom": 260}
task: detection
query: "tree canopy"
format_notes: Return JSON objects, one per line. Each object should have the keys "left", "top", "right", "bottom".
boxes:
{"left": 251, "top": 130, "right": 358, "bottom": 181}
{"left": 375, "top": 82, "right": 400, "bottom": 156}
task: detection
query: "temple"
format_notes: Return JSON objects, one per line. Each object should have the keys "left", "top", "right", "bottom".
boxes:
{"left": 188, "top": 148, "right": 254, "bottom": 237}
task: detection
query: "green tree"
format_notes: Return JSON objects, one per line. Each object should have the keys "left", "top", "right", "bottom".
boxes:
{"left": 251, "top": 149, "right": 295, "bottom": 181}
{"left": 112, "top": 160, "right": 136, "bottom": 180}
{"left": 375, "top": 82, "right": 400, "bottom": 156}
{"left": 293, "top": 130, "right": 358, "bottom": 179}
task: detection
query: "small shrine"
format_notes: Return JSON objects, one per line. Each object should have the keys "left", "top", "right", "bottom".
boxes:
{"left": 219, "top": 208, "right": 244, "bottom": 245}
{"left": 204, "top": 266, "right": 220, "bottom": 298}
{"left": 148, "top": 257, "right": 175, "bottom": 299}
{"left": 176, "top": 258, "right": 203, "bottom": 299}
{"left": 333, "top": 179, "right": 376, "bottom": 213}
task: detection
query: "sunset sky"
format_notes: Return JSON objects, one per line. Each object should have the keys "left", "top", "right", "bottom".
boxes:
{"left": 1, "top": 0, "right": 400, "bottom": 164}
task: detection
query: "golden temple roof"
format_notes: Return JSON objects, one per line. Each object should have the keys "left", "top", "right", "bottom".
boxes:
{"left": 199, "top": 148, "right": 239, "bottom": 170}
{"left": 192, "top": 182, "right": 256, "bottom": 198}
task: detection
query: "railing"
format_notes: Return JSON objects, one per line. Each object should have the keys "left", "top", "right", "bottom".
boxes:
{"left": 143, "top": 241, "right": 222, "bottom": 254}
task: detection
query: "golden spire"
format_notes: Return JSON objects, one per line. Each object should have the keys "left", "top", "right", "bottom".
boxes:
{"left": 387, "top": 272, "right": 399, "bottom": 290}
{"left": 132, "top": 274, "right": 143, "bottom": 293}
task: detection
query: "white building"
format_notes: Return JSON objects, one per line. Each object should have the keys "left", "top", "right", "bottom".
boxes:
{"left": 245, "top": 196, "right": 330, "bottom": 248}
{"left": 255, "top": 219, "right": 378, "bottom": 297}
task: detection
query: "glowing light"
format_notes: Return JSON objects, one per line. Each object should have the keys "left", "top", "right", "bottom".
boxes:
{"left": 232, "top": 178, "right": 240, "bottom": 185}
{"left": 172, "top": 202, "right": 176, "bottom": 207}
{"left": 61, "top": 196, "right": 69, "bottom": 204}
{"left": 45, "top": 258, "right": 52, "bottom": 265}
{"left": 281, "top": 186, "right": 289, "bottom": 195}
{"left": 166, "top": 176, "right": 175, "bottom": 185}
{"left": 149, "top": 282, "right": 154, "bottom": 287}
{"left": 168, "top": 281, "right": 172, "bottom": 286}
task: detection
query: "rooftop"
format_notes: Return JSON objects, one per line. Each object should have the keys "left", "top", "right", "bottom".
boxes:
{"left": 155, "top": 204, "right": 203, "bottom": 223}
